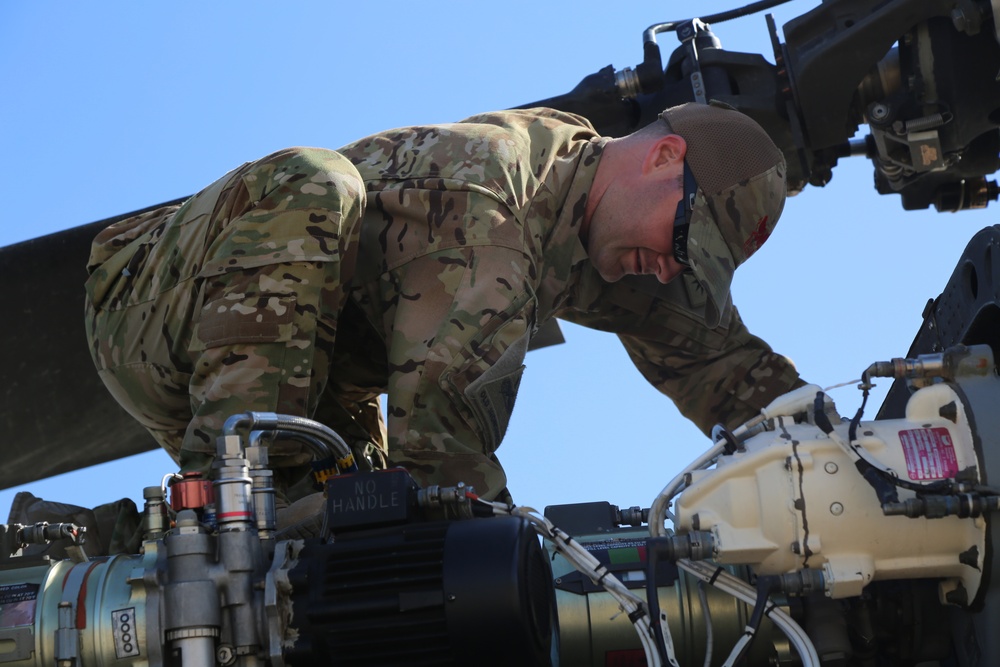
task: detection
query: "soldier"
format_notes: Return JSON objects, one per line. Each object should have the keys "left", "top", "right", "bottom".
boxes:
{"left": 84, "top": 102, "right": 801, "bottom": 514}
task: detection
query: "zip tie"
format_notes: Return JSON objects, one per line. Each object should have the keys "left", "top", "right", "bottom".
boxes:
{"left": 628, "top": 608, "right": 648, "bottom": 623}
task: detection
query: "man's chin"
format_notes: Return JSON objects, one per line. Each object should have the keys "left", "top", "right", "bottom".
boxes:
{"left": 598, "top": 269, "right": 624, "bottom": 283}
{"left": 590, "top": 255, "right": 626, "bottom": 283}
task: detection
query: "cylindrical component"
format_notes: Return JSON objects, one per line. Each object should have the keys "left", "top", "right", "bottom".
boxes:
{"left": 649, "top": 531, "right": 716, "bottom": 562}
{"left": 170, "top": 473, "right": 215, "bottom": 513}
{"left": 164, "top": 512, "right": 222, "bottom": 667}
{"left": 214, "top": 474, "right": 253, "bottom": 528}
{"left": 143, "top": 486, "right": 169, "bottom": 541}
{"left": 213, "top": 438, "right": 254, "bottom": 530}
{"left": 166, "top": 632, "right": 216, "bottom": 667}
{"left": 616, "top": 505, "right": 648, "bottom": 527}
{"left": 217, "top": 530, "right": 262, "bottom": 656}
{"left": 857, "top": 47, "right": 901, "bottom": 109}
{"left": 882, "top": 494, "right": 1000, "bottom": 519}
{"left": 867, "top": 355, "right": 944, "bottom": 380}
{"left": 18, "top": 523, "right": 81, "bottom": 546}
{"left": 0, "top": 550, "right": 162, "bottom": 667}
{"left": 866, "top": 344, "right": 994, "bottom": 383}
{"left": 285, "top": 517, "right": 555, "bottom": 666}
{"left": 415, "top": 483, "right": 474, "bottom": 519}
{"left": 247, "top": 446, "right": 276, "bottom": 539}
{"left": 614, "top": 66, "right": 642, "bottom": 98}
{"left": 777, "top": 568, "right": 826, "bottom": 595}
{"left": 552, "top": 555, "right": 779, "bottom": 666}
{"left": 164, "top": 581, "right": 222, "bottom": 631}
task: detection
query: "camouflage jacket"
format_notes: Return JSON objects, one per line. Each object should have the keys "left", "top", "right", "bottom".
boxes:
{"left": 334, "top": 108, "right": 802, "bottom": 490}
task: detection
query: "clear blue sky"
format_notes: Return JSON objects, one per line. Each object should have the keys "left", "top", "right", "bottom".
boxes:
{"left": 0, "top": 1, "right": 987, "bottom": 518}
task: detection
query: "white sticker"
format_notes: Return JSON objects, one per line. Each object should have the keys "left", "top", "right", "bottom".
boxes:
{"left": 112, "top": 608, "right": 140, "bottom": 658}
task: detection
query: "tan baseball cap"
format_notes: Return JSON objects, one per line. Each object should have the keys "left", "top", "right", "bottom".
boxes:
{"left": 660, "top": 102, "right": 787, "bottom": 327}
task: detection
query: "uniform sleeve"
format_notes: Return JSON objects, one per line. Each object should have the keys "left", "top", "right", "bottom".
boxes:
{"left": 618, "top": 306, "right": 804, "bottom": 434}
{"left": 560, "top": 272, "right": 804, "bottom": 436}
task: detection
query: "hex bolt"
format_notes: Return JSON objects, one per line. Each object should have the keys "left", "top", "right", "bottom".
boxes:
{"left": 216, "top": 645, "right": 235, "bottom": 666}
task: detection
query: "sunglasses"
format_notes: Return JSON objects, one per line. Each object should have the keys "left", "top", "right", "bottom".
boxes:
{"left": 671, "top": 161, "right": 698, "bottom": 267}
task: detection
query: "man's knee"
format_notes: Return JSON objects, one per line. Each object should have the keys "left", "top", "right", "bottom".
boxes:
{"left": 247, "top": 146, "right": 366, "bottom": 225}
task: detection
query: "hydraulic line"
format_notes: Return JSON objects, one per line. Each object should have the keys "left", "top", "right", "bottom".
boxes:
{"left": 223, "top": 411, "right": 357, "bottom": 470}
{"left": 642, "top": 0, "right": 797, "bottom": 43}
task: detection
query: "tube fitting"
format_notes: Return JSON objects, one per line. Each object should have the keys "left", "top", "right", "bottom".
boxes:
{"left": 647, "top": 531, "right": 716, "bottom": 562}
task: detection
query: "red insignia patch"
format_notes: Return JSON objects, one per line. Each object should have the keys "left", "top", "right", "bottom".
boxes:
{"left": 742, "top": 216, "right": 770, "bottom": 257}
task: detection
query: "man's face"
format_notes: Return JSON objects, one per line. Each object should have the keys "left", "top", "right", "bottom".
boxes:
{"left": 586, "top": 172, "right": 689, "bottom": 285}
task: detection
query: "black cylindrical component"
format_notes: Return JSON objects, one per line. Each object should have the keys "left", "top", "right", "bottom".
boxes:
{"left": 286, "top": 517, "right": 555, "bottom": 666}
{"left": 636, "top": 41, "right": 665, "bottom": 93}
{"left": 443, "top": 518, "right": 555, "bottom": 662}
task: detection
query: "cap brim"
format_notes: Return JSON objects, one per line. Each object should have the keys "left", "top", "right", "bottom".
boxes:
{"left": 685, "top": 191, "right": 734, "bottom": 328}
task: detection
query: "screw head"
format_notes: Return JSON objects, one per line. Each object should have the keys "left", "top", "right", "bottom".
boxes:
{"left": 830, "top": 502, "right": 845, "bottom": 516}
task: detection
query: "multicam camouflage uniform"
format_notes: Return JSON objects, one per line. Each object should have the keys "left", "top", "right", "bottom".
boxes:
{"left": 85, "top": 148, "right": 370, "bottom": 495}
{"left": 85, "top": 109, "right": 800, "bottom": 502}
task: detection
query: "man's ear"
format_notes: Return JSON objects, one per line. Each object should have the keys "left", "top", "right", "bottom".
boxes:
{"left": 644, "top": 134, "right": 687, "bottom": 174}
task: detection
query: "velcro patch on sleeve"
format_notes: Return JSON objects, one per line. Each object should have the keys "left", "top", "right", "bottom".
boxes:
{"left": 193, "top": 294, "right": 297, "bottom": 349}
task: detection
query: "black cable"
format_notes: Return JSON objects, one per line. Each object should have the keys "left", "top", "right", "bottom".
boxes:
{"left": 813, "top": 392, "right": 834, "bottom": 435}
{"left": 731, "top": 575, "right": 779, "bottom": 666}
{"left": 701, "top": 0, "right": 798, "bottom": 26}
{"left": 859, "top": 462, "right": 900, "bottom": 505}
{"left": 847, "top": 373, "right": 869, "bottom": 443}
{"left": 655, "top": 0, "right": 797, "bottom": 34}
{"left": 844, "top": 377, "right": 901, "bottom": 503}
{"left": 645, "top": 538, "right": 669, "bottom": 664}
{"left": 846, "top": 375, "right": 951, "bottom": 496}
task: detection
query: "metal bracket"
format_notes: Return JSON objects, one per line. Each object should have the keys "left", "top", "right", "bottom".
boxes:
{"left": 0, "top": 627, "right": 34, "bottom": 663}
{"left": 676, "top": 19, "right": 710, "bottom": 104}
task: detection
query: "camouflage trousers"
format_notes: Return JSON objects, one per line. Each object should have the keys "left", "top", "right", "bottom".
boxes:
{"left": 85, "top": 147, "right": 386, "bottom": 497}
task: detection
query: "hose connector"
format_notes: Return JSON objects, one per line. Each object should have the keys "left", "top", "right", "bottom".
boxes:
{"left": 647, "top": 531, "right": 716, "bottom": 562}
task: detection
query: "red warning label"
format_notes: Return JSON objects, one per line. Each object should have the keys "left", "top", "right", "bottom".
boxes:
{"left": 899, "top": 427, "right": 959, "bottom": 480}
